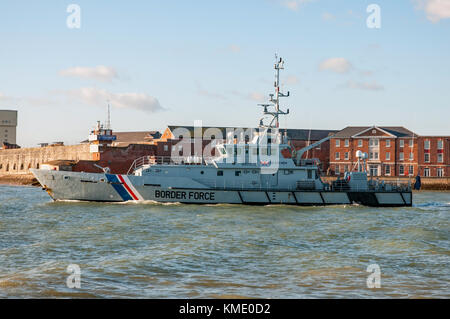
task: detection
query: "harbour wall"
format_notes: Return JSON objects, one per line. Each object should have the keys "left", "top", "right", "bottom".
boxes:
{"left": 0, "top": 144, "right": 91, "bottom": 173}
{"left": 0, "top": 143, "right": 158, "bottom": 175}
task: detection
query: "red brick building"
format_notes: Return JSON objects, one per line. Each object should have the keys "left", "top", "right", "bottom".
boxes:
{"left": 417, "top": 136, "right": 449, "bottom": 177}
{"left": 329, "top": 126, "right": 419, "bottom": 177}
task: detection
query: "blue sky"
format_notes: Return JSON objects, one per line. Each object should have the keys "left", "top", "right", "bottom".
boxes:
{"left": 0, "top": 0, "right": 449, "bottom": 146}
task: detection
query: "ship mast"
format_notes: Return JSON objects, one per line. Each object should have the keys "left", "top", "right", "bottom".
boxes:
{"left": 258, "top": 55, "right": 290, "bottom": 130}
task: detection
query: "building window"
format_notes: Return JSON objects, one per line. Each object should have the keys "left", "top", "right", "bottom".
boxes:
{"left": 358, "top": 139, "right": 363, "bottom": 147}
{"left": 336, "top": 140, "right": 340, "bottom": 147}
{"left": 400, "top": 140, "right": 404, "bottom": 148}
{"left": 335, "top": 152, "right": 340, "bottom": 160}
{"left": 163, "top": 145, "right": 169, "bottom": 151}
{"left": 386, "top": 152, "right": 390, "bottom": 161}
{"left": 399, "top": 165, "right": 404, "bottom": 175}
{"left": 399, "top": 152, "right": 404, "bottom": 161}
{"left": 344, "top": 165, "right": 349, "bottom": 172}
{"left": 385, "top": 165, "right": 391, "bottom": 175}
{"left": 409, "top": 140, "right": 414, "bottom": 147}
{"left": 409, "top": 165, "right": 414, "bottom": 176}
{"left": 438, "top": 153, "right": 443, "bottom": 163}
{"left": 374, "top": 152, "right": 379, "bottom": 160}
{"left": 424, "top": 140, "right": 430, "bottom": 150}
{"left": 437, "top": 140, "right": 444, "bottom": 150}
{"left": 369, "top": 165, "right": 378, "bottom": 176}
{"left": 345, "top": 139, "right": 349, "bottom": 147}
{"left": 424, "top": 168, "right": 430, "bottom": 177}
{"left": 386, "top": 139, "right": 390, "bottom": 147}
{"left": 344, "top": 152, "right": 349, "bottom": 160}
{"left": 335, "top": 165, "right": 340, "bottom": 175}
{"left": 409, "top": 152, "right": 414, "bottom": 160}
{"left": 369, "top": 152, "right": 373, "bottom": 159}
{"left": 424, "top": 153, "right": 430, "bottom": 163}
{"left": 437, "top": 168, "right": 444, "bottom": 177}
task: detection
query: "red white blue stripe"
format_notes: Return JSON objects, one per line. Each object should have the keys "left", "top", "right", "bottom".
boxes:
{"left": 106, "top": 174, "right": 144, "bottom": 201}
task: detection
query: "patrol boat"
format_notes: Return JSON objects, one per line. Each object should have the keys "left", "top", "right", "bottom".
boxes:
{"left": 31, "top": 57, "right": 412, "bottom": 207}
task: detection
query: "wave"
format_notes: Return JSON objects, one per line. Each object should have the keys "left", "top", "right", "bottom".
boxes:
{"left": 413, "top": 202, "right": 450, "bottom": 208}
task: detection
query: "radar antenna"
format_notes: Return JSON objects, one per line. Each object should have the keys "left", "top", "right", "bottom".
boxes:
{"left": 106, "top": 100, "right": 111, "bottom": 130}
{"left": 258, "top": 55, "right": 290, "bottom": 129}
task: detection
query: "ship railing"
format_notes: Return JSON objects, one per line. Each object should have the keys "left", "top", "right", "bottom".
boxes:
{"left": 127, "top": 155, "right": 217, "bottom": 174}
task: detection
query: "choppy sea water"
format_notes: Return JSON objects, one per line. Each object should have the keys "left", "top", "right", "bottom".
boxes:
{"left": 0, "top": 185, "right": 449, "bottom": 298}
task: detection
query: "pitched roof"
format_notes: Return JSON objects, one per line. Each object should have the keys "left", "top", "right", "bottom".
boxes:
{"left": 333, "top": 126, "right": 417, "bottom": 138}
{"left": 167, "top": 125, "right": 337, "bottom": 141}
{"left": 114, "top": 131, "right": 161, "bottom": 143}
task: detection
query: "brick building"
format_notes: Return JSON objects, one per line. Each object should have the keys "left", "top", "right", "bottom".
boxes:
{"left": 418, "top": 136, "right": 449, "bottom": 177}
{"left": 329, "top": 126, "right": 419, "bottom": 177}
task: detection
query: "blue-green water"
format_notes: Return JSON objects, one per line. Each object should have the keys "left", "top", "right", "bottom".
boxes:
{"left": 0, "top": 185, "right": 449, "bottom": 298}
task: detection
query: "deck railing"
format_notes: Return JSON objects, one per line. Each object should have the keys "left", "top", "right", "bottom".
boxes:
{"left": 127, "top": 156, "right": 217, "bottom": 175}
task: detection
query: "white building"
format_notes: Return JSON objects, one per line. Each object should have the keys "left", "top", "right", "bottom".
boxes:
{"left": 0, "top": 110, "right": 18, "bottom": 146}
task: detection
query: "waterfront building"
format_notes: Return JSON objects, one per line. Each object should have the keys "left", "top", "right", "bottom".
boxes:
{"left": 329, "top": 126, "right": 418, "bottom": 177}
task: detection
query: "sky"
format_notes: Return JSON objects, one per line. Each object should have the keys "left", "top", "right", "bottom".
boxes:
{"left": 0, "top": 0, "right": 449, "bottom": 147}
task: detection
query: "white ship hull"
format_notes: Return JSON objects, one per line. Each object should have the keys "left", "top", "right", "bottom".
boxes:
{"left": 31, "top": 169, "right": 412, "bottom": 207}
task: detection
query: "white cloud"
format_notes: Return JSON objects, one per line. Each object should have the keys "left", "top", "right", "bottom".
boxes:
{"left": 284, "top": 75, "right": 300, "bottom": 85}
{"left": 59, "top": 65, "right": 119, "bottom": 82}
{"left": 281, "top": 0, "right": 315, "bottom": 11}
{"left": 414, "top": 0, "right": 450, "bottom": 22}
{"left": 65, "top": 88, "right": 164, "bottom": 112}
{"left": 322, "top": 12, "right": 335, "bottom": 21}
{"left": 319, "top": 58, "right": 353, "bottom": 74}
{"left": 229, "top": 44, "right": 241, "bottom": 53}
{"left": 248, "top": 92, "right": 265, "bottom": 102}
{"left": 345, "top": 80, "right": 384, "bottom": 91}
{"left": 0, "top": 93, "right": 19, "bottom": 106}
{"left": 230, "top": 90, "right": 266, "bottom": 102}
{"left": 198, "top": 89, "right": 228, "bottom": 100}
